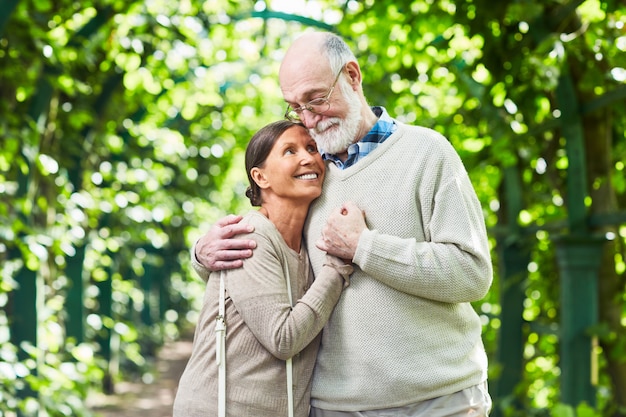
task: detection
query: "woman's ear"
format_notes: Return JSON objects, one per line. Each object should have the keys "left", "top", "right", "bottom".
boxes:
{"left": 250, "top": 167, "right": 270, "bottom": 189}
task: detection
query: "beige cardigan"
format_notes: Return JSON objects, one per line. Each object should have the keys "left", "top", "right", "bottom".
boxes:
{"left": 174, "top": 211, "right": 351, "bottom": 417}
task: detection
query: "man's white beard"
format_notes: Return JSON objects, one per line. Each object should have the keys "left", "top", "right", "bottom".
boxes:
{"left": 309, "top": 81, "right": 363, "bottom": 155}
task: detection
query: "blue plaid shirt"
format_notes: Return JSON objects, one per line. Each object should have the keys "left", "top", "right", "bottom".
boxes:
{"left": 322, "top": 106, "right": 397, "bottom": 169}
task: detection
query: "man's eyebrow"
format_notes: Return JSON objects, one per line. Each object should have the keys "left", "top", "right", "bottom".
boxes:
{"left": 286, "top": 86, "right": 329, "bottom": 104}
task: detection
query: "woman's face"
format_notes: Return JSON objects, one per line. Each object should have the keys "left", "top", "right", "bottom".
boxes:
{"left": 252, "top": 126, "right": 325, "bottom": 205}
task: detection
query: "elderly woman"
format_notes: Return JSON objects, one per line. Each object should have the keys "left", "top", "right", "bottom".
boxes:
{"left": 173, "top": 120, "right": 352, "bottom": 417}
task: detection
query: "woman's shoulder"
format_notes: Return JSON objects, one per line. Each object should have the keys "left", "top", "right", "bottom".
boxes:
{"left": 238, "top": 211, "right": 294, "bottom": 265}
{"left": 240, "top": 210, "right": 299, "bottom": 260}
{"left": 241, "top": 210, "right": 271, "bottom": 228}
{"left": 240, "top": 211, "right": 281, "bottom": 241}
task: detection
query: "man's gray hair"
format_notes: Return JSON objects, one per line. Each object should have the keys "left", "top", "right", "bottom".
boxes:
{"left": 322, "top": 33, "right": 357, "bottom": 73}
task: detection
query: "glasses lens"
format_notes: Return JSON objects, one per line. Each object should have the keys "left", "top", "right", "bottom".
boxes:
{"left": 285, "top": 108, "right": 301, "bottom": 122}
{"left": 307, "top": 98, "right": 330, "bottom": 114}
{"left": 284, "top": 98, "right": 331, "bottom": 121}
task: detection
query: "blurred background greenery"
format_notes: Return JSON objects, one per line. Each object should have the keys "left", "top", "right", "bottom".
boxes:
{"left": 1, "top": 0, "right": 625, "bottom": 416}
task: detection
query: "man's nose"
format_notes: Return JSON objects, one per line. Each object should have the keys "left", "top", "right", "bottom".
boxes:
{"left": 300, "top": 110, "right": 322, "bottom": 129}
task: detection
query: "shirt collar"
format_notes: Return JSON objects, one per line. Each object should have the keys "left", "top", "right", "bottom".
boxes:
{"left": 321, "top": 106, "right": 396, "bottom": 168}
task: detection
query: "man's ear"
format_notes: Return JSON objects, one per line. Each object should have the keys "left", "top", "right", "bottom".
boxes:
{"left": 345, "top": 61, "right": 362, "bottom": 88}
{"left": 251, "top": 167, "right": 270, "bottom": 189}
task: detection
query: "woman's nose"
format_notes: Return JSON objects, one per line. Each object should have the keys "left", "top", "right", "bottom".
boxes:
{"left": 300, "top": 150, "right": 316, "bottom": 164}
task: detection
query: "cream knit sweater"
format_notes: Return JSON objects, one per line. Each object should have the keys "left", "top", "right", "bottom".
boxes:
{"left": 305, "top": 122, "right": 493, "bottom": 411}
{"left": 175, "top": 211, "right": 351, "bottom": 417}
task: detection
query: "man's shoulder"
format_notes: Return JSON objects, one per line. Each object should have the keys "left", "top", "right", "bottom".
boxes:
{"left": 396, "top": 121, "right": 444, "bottom": 139}
{"left": 392, "top": 122, "right": 452, "bottom": 150}
{"left": 393, "top": 123, "right": 463, "bottom": 166}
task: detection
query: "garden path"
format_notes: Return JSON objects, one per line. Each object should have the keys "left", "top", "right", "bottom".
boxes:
{"left": 88, "top": 337, "right": 193, "bottom": 417}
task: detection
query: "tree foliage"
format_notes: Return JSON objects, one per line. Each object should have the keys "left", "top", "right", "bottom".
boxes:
{"left": 1, "top": 0, "right": 625, "bottom": 416}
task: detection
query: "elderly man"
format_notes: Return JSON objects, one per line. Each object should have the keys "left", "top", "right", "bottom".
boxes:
{"left": 192, "top": 31, "right": 493, "bottom": 417}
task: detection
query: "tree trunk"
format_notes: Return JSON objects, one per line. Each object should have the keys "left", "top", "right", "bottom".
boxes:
{"left": 583, "top": 106, "right": 626, "bottom": 416}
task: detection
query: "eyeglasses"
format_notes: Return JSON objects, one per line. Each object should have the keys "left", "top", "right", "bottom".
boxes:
{"left": 284, "top": 65, "right": 345, "bottom": 122}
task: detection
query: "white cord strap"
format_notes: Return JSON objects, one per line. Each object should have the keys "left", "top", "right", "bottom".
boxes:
{"left": 284, "top": 269, "right": 294, "bottom": 417}
{"left": 216, "top": 271, "right": 226, "bottom": 417}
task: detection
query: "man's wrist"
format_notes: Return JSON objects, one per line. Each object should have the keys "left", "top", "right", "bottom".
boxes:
{"left": 352, "top": 228, "right": 372, "bottom": 266}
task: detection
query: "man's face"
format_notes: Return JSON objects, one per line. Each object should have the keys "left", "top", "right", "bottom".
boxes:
{"left": 279, "top": 57, "right": 363, "bottom": 154}
{"left": 307, "top": 77, "right": 362, "bottom": 155}
{"left": 281, "top": 66, "right": 363, "bottom": 155}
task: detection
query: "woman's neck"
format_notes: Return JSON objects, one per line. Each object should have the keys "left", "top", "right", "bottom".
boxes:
{"left": 259, "top": 202, "right": 308, "bottom": 252}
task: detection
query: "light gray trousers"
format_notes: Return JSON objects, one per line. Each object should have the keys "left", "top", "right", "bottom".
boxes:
{"left": 309, "top": 381, "right": 492, "bottom": 417}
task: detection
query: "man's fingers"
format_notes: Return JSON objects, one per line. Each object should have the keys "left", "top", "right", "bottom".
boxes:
{"left": 198, "top": 248, "right": 253, "bottom": 271}
{"left": 215, "top": 248, "right": 254, "bottom": 260}
{"left": 219, "top": 223, "right": 255, "bottom": 239}
{"left": 209, "top": 249, "right": 252, "bottom": 270}
{"left": 216, "top": 237, "right": 256, "bottom": 250}
{"left": 212, "top": 259, "right": 245, "bottom": 271}
{"left": 214, "top": 214, "right": 243, "bottom": 227}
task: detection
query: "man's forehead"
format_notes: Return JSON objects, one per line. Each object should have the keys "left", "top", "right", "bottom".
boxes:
{"left": 280, "top": 57, "right": 332, "bottom": 100}
{"left": 281, "top": 52, "right": 328, "bottom": 78}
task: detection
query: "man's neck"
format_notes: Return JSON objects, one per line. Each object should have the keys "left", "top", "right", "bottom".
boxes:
{"left": 335, "top": 150, "right": 349, "bottom": 162}
{"left": 335, "top": 110, "right": 378, "bottom": 162}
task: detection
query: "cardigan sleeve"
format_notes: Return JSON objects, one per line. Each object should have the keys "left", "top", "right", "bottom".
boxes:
{"left": 226, "top": 234, "right": 351, "bottom": 360}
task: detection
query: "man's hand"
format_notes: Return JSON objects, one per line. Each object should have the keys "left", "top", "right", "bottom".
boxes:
{"left": 195, "top": 215, "right": 257, "bottom": 271}
{"left": 316, "top": 201, "right": 366, "bottom": 261}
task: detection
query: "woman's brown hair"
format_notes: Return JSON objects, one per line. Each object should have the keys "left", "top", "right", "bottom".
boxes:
{"left": 245, "top": 120, "right": 304, "bottom": 206}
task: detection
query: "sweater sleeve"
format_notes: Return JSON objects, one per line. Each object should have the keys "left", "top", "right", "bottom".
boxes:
{"left": 353, "top": 168, "right": 492, "bottom": 304}
{"left": 226, "top": 237, "right": 351, "bottom": 360}
{"left": 189, "top": 239, "right": 211, "bottom": 282}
